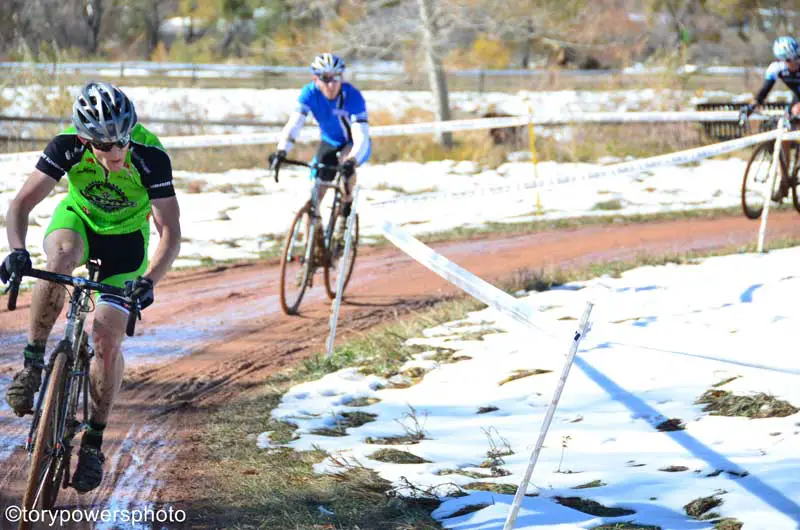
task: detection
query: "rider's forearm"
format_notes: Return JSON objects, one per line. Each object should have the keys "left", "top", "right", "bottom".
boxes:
{"left": 5, "top": 199, "right": 31, "bottom": 250}
{"left": 348, "top": 121, "right": 371, "bottom": 165}
{"left": 144, "top": 226, "right": 181, "bottom": 285}
{"left": 754, "top": 79, "right": 776, "bottom": 106}
{"left": 277, "top": 112, "right": 308, "bottom": 152}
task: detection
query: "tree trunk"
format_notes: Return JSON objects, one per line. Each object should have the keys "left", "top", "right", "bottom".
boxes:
{"left": 85, "top": 0, "right": 103, "bottom": 54}
{"left": 417, "top": 0, "right": 452, "bottom": 148}
{"left": 520, "top": 19, "right": 534, "bottom": 69}
{"left": 145, "top": 0, "right": 161, "bottom": 58}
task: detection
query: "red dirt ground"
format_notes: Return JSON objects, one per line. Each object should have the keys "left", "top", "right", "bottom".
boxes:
{"left": 1, "top": 211, "right": 798, "bottom": 529}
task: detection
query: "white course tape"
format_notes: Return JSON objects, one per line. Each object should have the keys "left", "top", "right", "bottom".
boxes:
{"left": 378, "top": 219, "right": 552, "bottom": 331}
{"left": 0, "top": 111, "right": 754, "bottom": 165}
{"left": 369, "top": 129, "right": 781, "bottom": 208}
{"left": 372, "top": 111, "right": 747, "bottom": 138}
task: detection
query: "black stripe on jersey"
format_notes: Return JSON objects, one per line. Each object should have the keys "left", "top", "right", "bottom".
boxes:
{"left": 35, "top": 134, "right": 86, "bottom": 181}
{"left": 336, "top": 91, "right": 352, "bottom": 144}
{"left": 130, "top": 142, "right": 176, "bottom": 199}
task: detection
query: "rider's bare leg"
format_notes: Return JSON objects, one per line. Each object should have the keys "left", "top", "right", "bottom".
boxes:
{"left": 29, "top": 229, "right": 85, "bottom": 347}
{"left": 342, "top": 173, "right": 356, "bottom": 208}
{"left": 72, "top": 304, "right": 125, "bottom": 492}
{"left": 88, "top": 304, "right": 126, "bottom": 426}
{"left": 303, "top": 185, "right": 330, "bottom": 246}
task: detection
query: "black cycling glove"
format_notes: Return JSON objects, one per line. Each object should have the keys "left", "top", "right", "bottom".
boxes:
{"left": 268, "top": 149, "right": 287, "bottom": 169}
{"left": 0, "top": 249, "right": 31, "bottom": 284}
{"left": 124, "top": 276, "right": 155, "bottom": 310}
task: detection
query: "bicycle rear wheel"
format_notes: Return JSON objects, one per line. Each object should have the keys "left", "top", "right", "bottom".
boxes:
{"left": 790, "top": 144, "right": 800, "bottom": 214}
{"left": 324, "top": 204, "right": 359, "bottom": 300}
{"left": 280, "top": 202, "right": 314, "bottom": 315}
{"left": 21, "top": 349, "right": 68, "bottom": 521}
{"left": 741, "top": 142, "right": 786, "bottom": 220}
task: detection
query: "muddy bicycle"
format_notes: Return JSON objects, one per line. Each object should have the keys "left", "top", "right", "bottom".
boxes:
{"left": 740, "top": 105, "right": 800, "bottom": 219}
{"left": 4, "top": 263, "right": 143, "bottom": 526}
{"left": 272, "top": 158, "right": 359, "bottom": 315}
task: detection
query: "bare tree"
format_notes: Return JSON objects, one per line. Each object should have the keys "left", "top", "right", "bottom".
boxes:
{"left": 84, "top": 0, "right": 105, "bottom": 54}
{"left": 0, "top": 0, "right": 26, "bottom": 54}
{"left": 417, "top": 0, "right": 452, "bottom": 147}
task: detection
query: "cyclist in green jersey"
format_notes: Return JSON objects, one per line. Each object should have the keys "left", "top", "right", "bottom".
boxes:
{"left": 1, "top": 82, "right": 182, "bottom": 493}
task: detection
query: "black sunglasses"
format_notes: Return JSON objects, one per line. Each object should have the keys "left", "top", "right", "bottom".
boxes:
{"left": 90, "top": 139, "right": 130, "bottom": 152}
{"left": 319, "top": 75, "right": 342, "bottom": 84}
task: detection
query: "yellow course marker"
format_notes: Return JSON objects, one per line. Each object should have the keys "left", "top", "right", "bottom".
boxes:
{"left": 528, "top": 105, "right": 543, "bottom": 215}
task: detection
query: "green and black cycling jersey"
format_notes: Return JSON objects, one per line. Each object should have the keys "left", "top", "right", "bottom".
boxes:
{"left": 36, "top": 123, "right": 175, "bottom": 235}
{"left": 35, "top": 123, "right": 175, "bottom": 290}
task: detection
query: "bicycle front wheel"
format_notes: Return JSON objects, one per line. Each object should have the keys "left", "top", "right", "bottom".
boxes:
{"left": 21, "top": 349, "right": 68, "bottom": 521}
{"left": 324, "top": 207, "right": 359, "bottom": 300}
{"left": 280, "top": 202, "right": 313, "bottom": 315}
{"left": 741, "top": 142, "right": 786, "bottom": 220}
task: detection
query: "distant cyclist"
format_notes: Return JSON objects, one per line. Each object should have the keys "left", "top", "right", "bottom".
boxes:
{"left": 750, "top": 36, "right": 800, "bottom": 119}
{"left": 744, "top": 37, "right": 800, "bottom": 198}
{"left": 1, "top": 82, "right": 181, "bottom": 493}
{"left": 269, "top": 53, "right": 371, "bottom": 238}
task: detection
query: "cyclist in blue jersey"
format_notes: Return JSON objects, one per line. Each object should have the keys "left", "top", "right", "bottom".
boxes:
{"left": 747, "top": 36, "right": 800, "bottom": 183}
{"left": 269, "top": 53, "right": 371, "bottom": 238}
{"left": 751, "top": 36, "right": 800, "bottom": 118}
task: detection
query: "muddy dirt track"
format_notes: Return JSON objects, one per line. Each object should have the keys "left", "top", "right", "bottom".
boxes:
{"left": 1, "top": 212, "right": 799, "bottom": 529}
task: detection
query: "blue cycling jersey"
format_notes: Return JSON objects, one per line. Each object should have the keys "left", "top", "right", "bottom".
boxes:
{"left": 295, "top": 82, "right": 369, "bottom": 148}
{"left": 756, "top": 61, "right": 800, "bottom": 104}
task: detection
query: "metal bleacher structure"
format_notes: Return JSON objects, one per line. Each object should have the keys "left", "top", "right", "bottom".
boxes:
{"left": 695, "top": 101, "right": 788, "bottom": 141}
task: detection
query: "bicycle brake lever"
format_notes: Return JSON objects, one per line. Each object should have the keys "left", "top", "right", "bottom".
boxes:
{"left": 738, "top": 109, "right": 747, "bottom": 127}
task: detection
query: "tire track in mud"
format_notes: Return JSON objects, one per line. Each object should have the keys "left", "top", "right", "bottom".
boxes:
{"left": 1, "top": 212, "right": 800, "bottom": 529}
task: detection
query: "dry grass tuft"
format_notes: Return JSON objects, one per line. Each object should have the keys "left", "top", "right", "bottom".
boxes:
{"left": 696, "top": 390, "right": 798, "bottom": 418}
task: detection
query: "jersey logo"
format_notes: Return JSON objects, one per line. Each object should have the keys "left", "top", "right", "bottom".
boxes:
{"left": 80, "top": 181, "right": 136, "bottom": 213}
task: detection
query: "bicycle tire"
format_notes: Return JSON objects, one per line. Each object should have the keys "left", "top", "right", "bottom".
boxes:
{"left": 791, "top": 144, "right": 800, "bottom": 214}
{"left": 279, "top": 202, "right": 313, "bottom": 315}
{"left": 741, "top": 142, "right": 787, "bottom": 220}
{"left": 323, "top": 205, "right": 359, "bottom": 300}
{"left": 20, "top": 349, "right": 68, "bottom": 522}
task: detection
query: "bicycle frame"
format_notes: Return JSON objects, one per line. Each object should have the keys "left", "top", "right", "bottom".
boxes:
{"left": 275, "top": 156, "right": 360, "bottom": 314}
{"left": 280, "top": 160, "right": 347, "bottom": 271}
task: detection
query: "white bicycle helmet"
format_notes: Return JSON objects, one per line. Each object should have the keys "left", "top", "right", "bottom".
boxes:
{"left": 310, "top": 53, "right": 346, "bottom": 76}
{"left": 72, "top": 82, "right": 137, "bottom": 143}
{"left": 773, "top": 36, "right": 800, "bottom": 61}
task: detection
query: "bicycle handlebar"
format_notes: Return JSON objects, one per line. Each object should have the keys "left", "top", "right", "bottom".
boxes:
{"left": 739, "top": 103, "right": 798, "bottom": 128}
{"left": 4, "top": 268, "right": 142, "bottom": 337}
{"left": 271, "top": 158, "right": 342, "bottom": 183}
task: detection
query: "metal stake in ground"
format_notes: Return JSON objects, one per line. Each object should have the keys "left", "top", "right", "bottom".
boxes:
{"left": 326, "top": 186, "right": 360, "bottom": 358}
{"left": 503, "top": 301, "right": 594, "bottom": 530}
{"left": 757, "top": 119, "right": 788, "bottom": 253}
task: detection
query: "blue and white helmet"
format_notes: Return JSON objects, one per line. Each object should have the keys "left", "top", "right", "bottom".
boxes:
{"left": 773, "top": 36, "right": 800, "bottom": 61}
{"left": 310, "top": 53, "right": 346, "bottom": 76}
